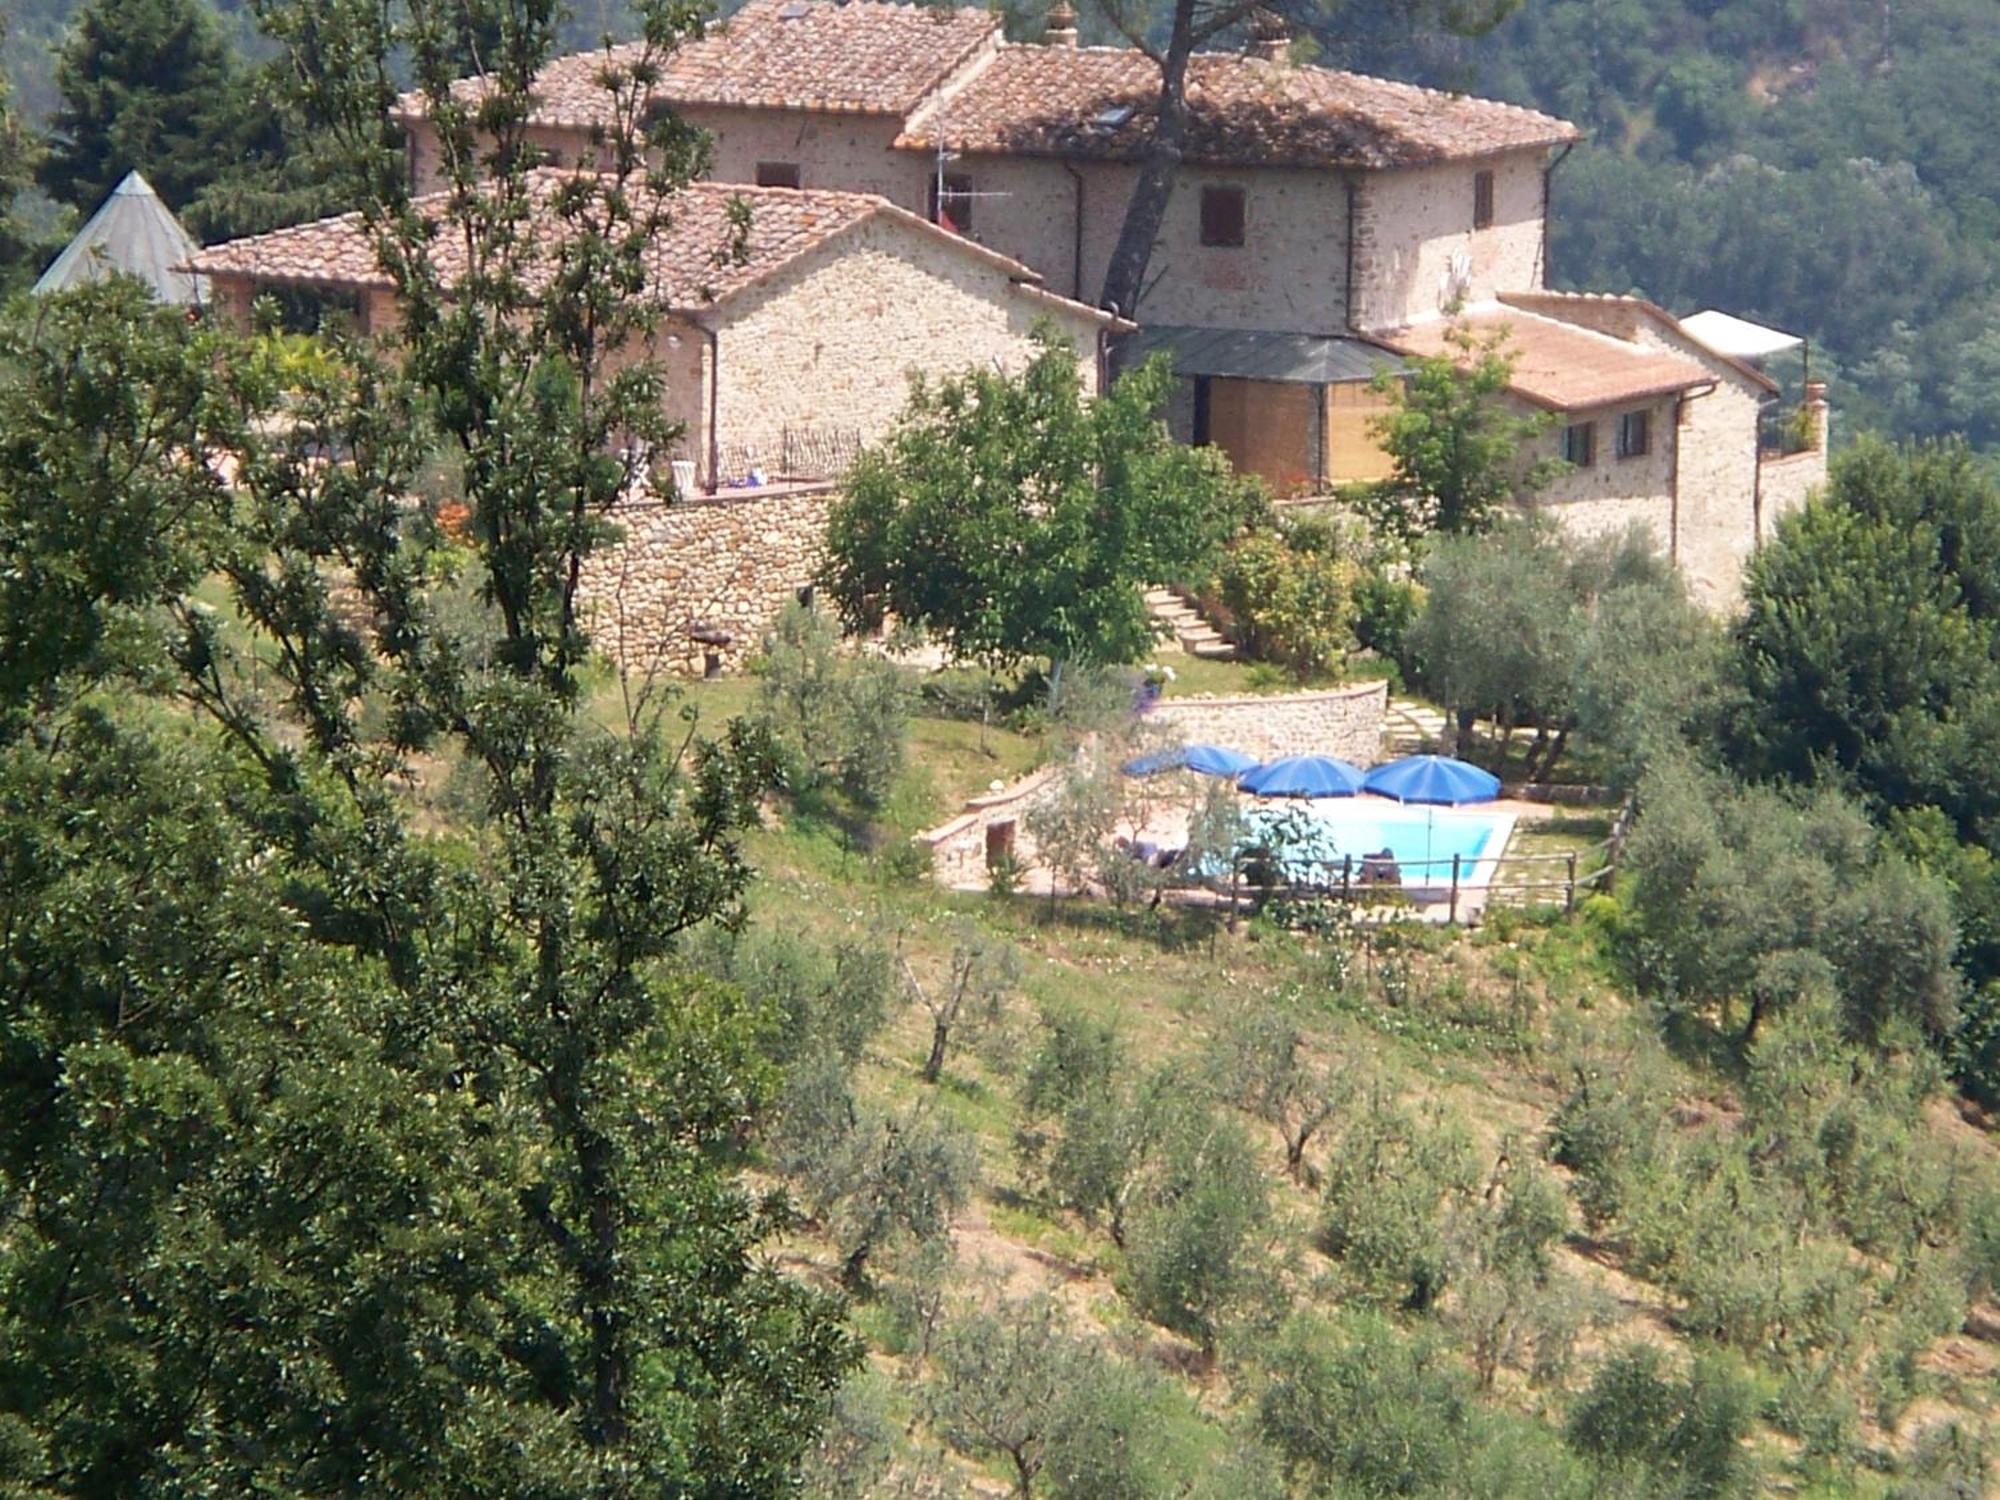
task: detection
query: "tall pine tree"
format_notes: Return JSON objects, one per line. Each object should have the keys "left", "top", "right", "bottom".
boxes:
{"left": 38, "top": 0, "right": 250, "bottom": 215}
{"left": 0, "top": 19, "right": 41, "bottom": 288}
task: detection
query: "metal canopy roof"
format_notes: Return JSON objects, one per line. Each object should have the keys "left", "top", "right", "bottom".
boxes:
{"left": 1122, "top": 324, "right": 1408, "bottom": 385}
{"left": 33, "top": 171, "right": 207, "bottom": 305}
{"left": 1680, "top": 309, "right": 1803, "bottom": 362}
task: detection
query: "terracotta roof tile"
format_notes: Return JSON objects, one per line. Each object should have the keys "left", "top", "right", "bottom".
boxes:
{"left": 897, "top": 44, "right": 1579, "bottom": 169}
{"left": 186, "top": 170, "right": 1120, "bottom": 325}
{"left": 1499, "top": 290, "right": 1779, "bottom": 393}
{"left": 190, "top": 175, "right": 880, "bottom": 304}
{"left": 399, "top": 0, "right": 999, "bottom": 129}
{"left": 1379, "top": 308, "right": 1711, "bottom": 411}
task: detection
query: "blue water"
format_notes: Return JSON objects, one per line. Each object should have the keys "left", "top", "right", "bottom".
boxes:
{"left": 1245, "top": 800, "right": 1508, "bottom": 886}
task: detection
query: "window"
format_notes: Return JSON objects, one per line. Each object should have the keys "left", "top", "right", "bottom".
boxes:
{"left": 1562, "top": 420, "right": 1596, "bottom": 467}
{"left": 1617, "top": 410, "right": 1652, "bottom": 459}
{"left": 755, "top": 161, "right": 801, "bottom": 189}
{"left": 1473, "top": 169, "right": 1495, "bottom": 229}
{"left": 1200, "top": 185, "right": 1246, "bottom": 247}
{"left": 930, "top": 172, "right": 974, "bottom": 234}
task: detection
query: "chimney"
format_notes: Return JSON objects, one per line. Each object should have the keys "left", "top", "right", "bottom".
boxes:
{"left": 1044, "top": 0, "right": 1078, "bottom": 48}
{"left": 1244, "top": 7, "right": 1289, "bottom": 61}
{"left": 1803, "top": 380, "right": 1830, "bottom": 452}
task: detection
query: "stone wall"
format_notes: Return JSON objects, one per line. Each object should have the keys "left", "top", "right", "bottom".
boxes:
{"left": 1757, "top": 387, "right": 1830, "bottom": 540}
{"left": 1146, "top": 680, "right": 1388, "bottom": 766}
{"left": 916, "top": 764, "right": 1067, "bottom": 890}
{"left": 578, "top": 484, "right": 835, "bottom": 676}
{"left": 1670, "top": 376, "right": 1768, "bottom": 610}
{"left": 1352, "top": 152, "right": 1548, "bottom": 331}
{"left": 713, "top": 213, "right": 1105, "bottom": 469}
{"left": 1759, "top": 446, "right": 1827, "bottom": 535}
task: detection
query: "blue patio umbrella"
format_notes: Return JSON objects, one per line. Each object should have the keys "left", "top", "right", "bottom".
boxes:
{"left": 1237, "top": 754, "right": 1367, "bottom": 799}
{"left": 1121, "top": 743, "right": 1260, "bottom": 778}
{"left": 1362, "top": 754, "right": 1502, "bottom": 806}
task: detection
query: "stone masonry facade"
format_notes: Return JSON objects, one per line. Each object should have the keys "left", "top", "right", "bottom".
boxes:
{"left": 1146, "top": 681, "right": 1388, "bottom": 767}
{"left": 579, "top": 485, "right": 834, "bottom": 677}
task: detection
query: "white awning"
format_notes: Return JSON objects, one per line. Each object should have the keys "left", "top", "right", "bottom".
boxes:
{"left": 1680, "top": 309, "right": 1803, "bottom": 362}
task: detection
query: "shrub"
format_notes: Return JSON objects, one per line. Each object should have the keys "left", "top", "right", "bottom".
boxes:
{"left": 1351, "top": 567, "right": 1420, "bottom": 663}
{"left": 1120, "top": 1106, "right": 1269, "bottom": 1354}
{"left": 1257, "top": 1313, "right": 1473, "bottom": 1497}
{"left": 1317, "top": 1091, "right": 1479, "bottom": 1310}
{"left": 1212, "top": 522, "right": 1358, "bottom": 676}
{"left": 753, "top": 600, "right": 912, "bottom": 808}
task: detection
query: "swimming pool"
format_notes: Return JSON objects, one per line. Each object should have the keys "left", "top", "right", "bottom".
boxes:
{"left": 1244, "top": 798, "right": 1515, "bottom": 892}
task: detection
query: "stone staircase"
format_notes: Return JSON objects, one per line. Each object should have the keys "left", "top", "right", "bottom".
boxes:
{"left": 1145, "top": 587, "right": 1238, "bottom": 659}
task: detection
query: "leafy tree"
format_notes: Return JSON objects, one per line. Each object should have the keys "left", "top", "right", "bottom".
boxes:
{"left": 1368, "top": 321, "right": 1558, "bottom": 539}
{"left": 753, "top": 599, "right": 913, "bottom": 809}
{"left": 1565, "top": 1346, "right": 1758, "bottom": 1500}
{"left": 689, "top": 924, "right": 897, "bottom": 1066}
{"left": 1317, "top": 1087, "right": 1480, "bottom": 1311}
{"left": 0, "top": 0, "right": 867, "bottom": 1483}
{"left": 824, "top": 337, "right": 1256, "bottom": 680}
{"left": 1408, "top": 516, "right": 1695, "bottom": 774}
{"left": 1014, "top": 1020, "right": 1191, "bottom": 1249}
{"left": 39, "top": 0, "right": 252, "bottom": 214}
{"left": 0, "top": 22, "right": 42, "bottom": 289}
{"left": 926, "top": 1297, "right": 1188, "bottom": 1500}
{"left": 1023, "top": 747, "right": 1131, "bottom": 907}
{"left": 1404, "top": 516, "right": 1576, "bottom": 757}
{"left": 0, "top": 281, "right": 232, "bottom": 736}
{"left": 1622, "top": 760, "right": 1960, "bottom": 1048}
{"left": 1257, "top": 1312, "right": 1474, "bottom": 1497}
{"left": 1569, "top": 564, "right": 1720, "bottom": 792}
{"left": 903, "top": 928, "right": 1022, "bottom": 1085}
{"left": 1727, "top": 438, "right": 2000, "bottom": 838}
{"left": 778, "top": 1057, "right": 978, "bottom": 1292}
{"left": 1214, "top": 1000, "right": 1349, "bottom": 1180}
{"left": 1120, "top": 1104, "right": 1268, "bottom": 1356}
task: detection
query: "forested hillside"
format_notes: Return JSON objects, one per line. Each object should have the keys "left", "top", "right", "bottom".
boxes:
{"left": 1334, "top": 0, "right": 2000, "bottom": 448}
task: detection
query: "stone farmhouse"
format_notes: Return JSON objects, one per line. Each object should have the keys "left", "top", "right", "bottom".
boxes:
{"left": 385, "top": 0, "right": 1828, "bottom": 605}
{"left": 190, "top": 172, "right": 1119, "bottom": 494}
{"left": 190, "top": 0, "right": 1829, "bottom": 653}
{"left": 190, "top": 169, "right": 1121, "bottom": 674}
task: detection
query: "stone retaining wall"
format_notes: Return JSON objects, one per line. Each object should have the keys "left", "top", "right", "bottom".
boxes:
{"left": 1147, "top": 680, "right": 1387, "bottom": 766}
{"left": 579, "top": 484, "right": 835, "bottom": 677}
{"left": 916, "top": 765, "right": 1068, "bottom": 890}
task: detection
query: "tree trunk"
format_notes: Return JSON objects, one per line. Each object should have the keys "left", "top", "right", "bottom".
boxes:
{"left": 921, "top": 1018, "right": 950, "bottom": 1084}
{"left": 1520, "top": 724, "right": 1546, "bottom": 780}
{"left": 1097, "top": 52, "right": 1191, "bottom": 317}
{"left": 1741, "top": 993, "right": 1766, "bottom": 1047}
{"left": 1536, "top": 723, "right": 1571, "bottom": 784}
{"left": 1010, "top": 1449, "right": 1038, "bottom": 1500}
{"left": 841, "top": 1236, "right": 873, "bottom": 1292}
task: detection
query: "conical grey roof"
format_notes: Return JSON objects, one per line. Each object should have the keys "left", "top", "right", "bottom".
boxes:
{"left": 33, "top": 171, "right": 208, "bottom": 305}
